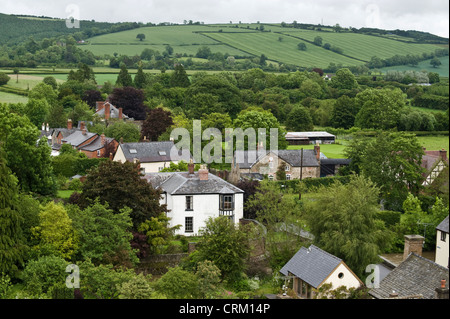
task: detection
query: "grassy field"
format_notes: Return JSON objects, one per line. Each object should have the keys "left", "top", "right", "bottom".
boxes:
{"left": 379, "top": 56, "right": 449, "bottom": 77}
{"left": 287, "top": 135, "right": 449, "bottom": 159}
{"left": 0, "top": 91, "right": 28, "bottom": 103}
{"left": 82, "top": 25, "right": 250, "bottom": 57}
{"left": 204, "top": 31, "right": 362, "bottom": 68}
{"left": 78, "top": 23, "right": 445, "bottom": 69}
{"left": 276, "top": 29, "right": 441, "bottom": 62}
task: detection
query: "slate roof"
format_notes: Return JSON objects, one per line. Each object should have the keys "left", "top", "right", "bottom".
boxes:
{"left": 62, "top": 130, "right": 97, "bottom": 147}
{"left": 120, "top": 141, "right": 188, "bottom": 163}
{"left": 235, "top": 149, "right": 320, "bottom": 169}
{"left": 80, "top": 136, "right": 115, "bottom": 152}
{"left": 95, "top": 102, "right": 130, "bottom": 119}
{"left": 436, "top": 215, "right": 449, "bottom": 234}
{"left": 279, "top": 245, "right": 343, "bottom": 288}
{"left": 368, "top": 253, "right": 449, "bottom": 299}
{"left": 143, "top": 171, "right": 244, "bottom": 195}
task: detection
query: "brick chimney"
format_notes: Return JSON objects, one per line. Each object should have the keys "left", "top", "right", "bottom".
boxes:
{"left": 403, "top": 235, "right": 424, "bottom": 261}
{"left": 439, "top": 149, "right": 447, "bottom": 162}
{"left": 67, "top": 119, "right": 73, "bottom": 130}
{"left": 119, "top": 107, "right": 123, "bottom": 120}
{"left": 96, "top": 101, "right": 105, "bottom": 112}
{"left": 188, "top": 159, "right": 195, "bottom": 175}
{"left": 314, "top": 142, "right": 320, "bottom": 161}
{"left": 435, "top": 280, "right": 449, "bottom": 299}
{"left": 79, "top": 121, "right": 86, "bottom": 131}
{"left": 105, "top": 103, "right": 110, "bottom": 120}
{"left": 101, "top": 133, "right": 106, "bottom": 146}
{"left": 198, "top": 165, "right": 209, "bottom": 181}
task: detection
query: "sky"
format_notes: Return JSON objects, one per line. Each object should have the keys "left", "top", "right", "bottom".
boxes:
{"left": 1, "top": 0, "right": 449, "bottom": 38}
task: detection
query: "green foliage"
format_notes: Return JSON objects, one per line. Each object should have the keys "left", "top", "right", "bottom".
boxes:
{"left": 304, "top": 175, "right": 392, "bottom": 277}
{"left": 138, "top": 215, "right": 180, "bottom": 255}
{"left": 154, "top": 266, "right": 199, "bottom": 299}
{"left": 0, "top": 149, "right": 26, "bottom": 277}
{"left": 330, "top": 68, "right": 358, "bottom": 90}
{"left": 0, "top": 104, "right": 57, "bottom": 195}
{"left": 194, "top": 217, "right": 253, "bottom": 281}
{"left": 79, "top": 160, "right": 168, "bottom": 229}
{"left": 355, "top": 88, "right": 406, "bottom": 130}
{"left": 375, "top": 210, "right": 401, "bottom": 228}
{"left": 68, "top": 201, "right": 137, "bottom": 267}
{"left": 345, "top": 131, "right": 425, "bottom": 211}
{"left": 245, "top": 181, "right": 305, "bottom": 268}
{"left": 32, "top": 201, "right": 77, "bottom": 260}
{"left": 104, "top": 121, "right": 140, "bottom": 143}
{"left": 77, "top": 259, "right": 138, "bottom": 299}
{"left": 285, "top": 105, "right": 314, "bottom": 131}
{"left": 118, "top": 273, "right": 156, "bottom": 299}
{"left": 116, "top": 64, "right": 133, "bottom": 87}
{"left": 0, "top": 73, "right": 11, "bottom": 85}
{"left": 22, "top": 255, "right": 68, "bottom": 295}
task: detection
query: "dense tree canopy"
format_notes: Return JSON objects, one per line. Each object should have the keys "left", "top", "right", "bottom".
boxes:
{"left": 78, "top": 160, "right": 168, "bottom": 229}
{"left": 304, "top": 175, "right": 392, "bottom": 277}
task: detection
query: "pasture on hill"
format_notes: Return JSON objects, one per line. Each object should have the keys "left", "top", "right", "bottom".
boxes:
{"left": 79, "top": 23, "right": 446, "bottom": 69}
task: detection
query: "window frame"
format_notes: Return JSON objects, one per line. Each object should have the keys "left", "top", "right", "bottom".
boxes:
{"left": 185, "top": 195, "right": 193, "bottom": 211}
{"left": 185, "top": 216, "right": 193, "bottom": 233}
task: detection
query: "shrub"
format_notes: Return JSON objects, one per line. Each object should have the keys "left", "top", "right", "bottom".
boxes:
{"left": 22, "top": 255, "right": 69, "bottom": 295}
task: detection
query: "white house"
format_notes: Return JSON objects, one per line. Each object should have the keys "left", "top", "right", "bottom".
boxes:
{"left": 435, "top": 215, "right": 449, "bottom": 268}
{"left": 143, "top": 164, "right": 244, "bottom": 236}
{"left": 280, "top": 245, "right": 363, "bottom": 299}
{"left": 113, "top": 141, "right": 188, "bottom": 174}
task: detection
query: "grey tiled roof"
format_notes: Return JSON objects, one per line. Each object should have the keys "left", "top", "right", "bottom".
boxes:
{"left": 62, "top": 131, "right": 97, "bottom": 147}
{"left": 279, "top": 245, "right": 342, "bottom": 288}
{"left": 436, "top": 215, "right": 449, "bottom": 233}
{"left": 235, "top": 149, "right": 320, "bottom": 169}
{"left": 80, "top": 136, "right": 115, "bottom": 152}
{"left": 369, "top": 253, "right": 449, "bottom": 299}
{"left": 143, "top": 171, "right": 244, "bottom": 195}
{"left": 120, "top": 141, "right": 188, "bottom": 163}
{"left": 95, "top": 102, "right": 130, "bottom": 119}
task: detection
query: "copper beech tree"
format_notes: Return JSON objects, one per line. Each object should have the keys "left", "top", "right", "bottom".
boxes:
{"left": 78, "top": 160, "right": 168, "bottom": 229}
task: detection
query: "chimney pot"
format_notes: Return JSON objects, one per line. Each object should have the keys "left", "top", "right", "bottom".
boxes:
{"left": 188, "top": 159, "right": 195, "bottom": 175}
{"left": 46, "top": 123, "right": 49, "bottom": 132}
{"left": 389, "top": 291, "right": 398, "bottom": 298}
{"left": 441, "top": 279, "right": 446, "bottom": 289}
{"left": 42, "top": 123, "right": 45, "bottom": 131}
{"left": 199, "top": 164, "right": 209, "bottom": 181}
{"left": 119, "top": 107, "right": 123, "bottom": 120}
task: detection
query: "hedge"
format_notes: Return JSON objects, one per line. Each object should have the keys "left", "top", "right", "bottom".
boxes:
{"left": 413, "top": 94, "right": 449, "bottom": 110}
{"left": 276, "top": 175, "right": 351, "bottom": 192}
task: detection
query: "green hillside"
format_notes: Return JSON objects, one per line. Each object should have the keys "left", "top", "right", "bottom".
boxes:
{"left": 78, "top": 23, "right": 447, "bottom": 69}
{"left": 0, "top": 13, "right": 142, "bottom": 45}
